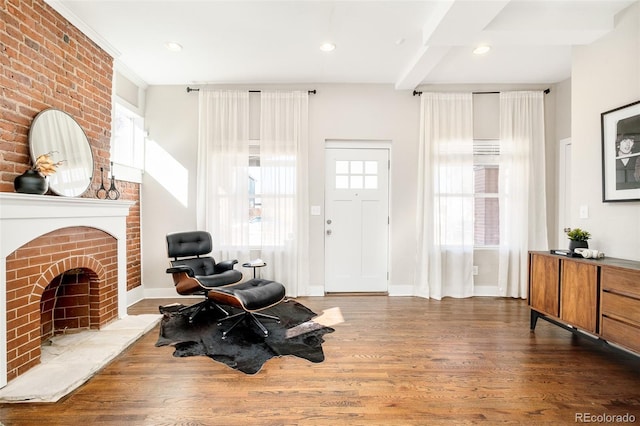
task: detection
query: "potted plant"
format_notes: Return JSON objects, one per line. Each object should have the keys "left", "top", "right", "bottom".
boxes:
{"left": 566, "top": 228, "right": 591, "bottom": 251}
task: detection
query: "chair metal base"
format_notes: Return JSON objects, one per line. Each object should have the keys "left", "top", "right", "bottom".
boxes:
{"left": 218, "top": 311, "right": 280, "bottom": 339}
{"left": 179, "top": 299, "right": 229, "bottom": 323}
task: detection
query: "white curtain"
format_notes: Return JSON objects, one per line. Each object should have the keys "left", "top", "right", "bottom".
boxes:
{"left": 259, "top": 91, "right": 309, "bottom": 296}
{"left": 197, "top": 90, "right": 251, "bottom": 263}
{"left": 415, "top": 92, "right": 474, "bottom": 300}
{"left": 498, "top": 91, "right": 548, "bottom": 298}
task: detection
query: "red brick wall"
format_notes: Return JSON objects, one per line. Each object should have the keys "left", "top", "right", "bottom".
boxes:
{"left": 121, "top": 181, "right": 141, "bottom": 291}
{"left": 40, "top": 271, "right": 91, "bottom": 342}
{"left": 5, "top": 227, "right": 117, "bottom": 381}
{"left": 0, "top": 1, "right": 142, "bottom": 292}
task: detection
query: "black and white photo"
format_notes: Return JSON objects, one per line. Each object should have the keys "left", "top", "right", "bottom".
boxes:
{"left": 601, "top": 100, "right": 640, "bottom": 201}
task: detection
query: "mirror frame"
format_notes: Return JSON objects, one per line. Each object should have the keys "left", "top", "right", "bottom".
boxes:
{"left": 28, "top": 109, "right": 94, "bottom": 197}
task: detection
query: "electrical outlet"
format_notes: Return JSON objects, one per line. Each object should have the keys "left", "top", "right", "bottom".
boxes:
{"left": 473, "top": 266, "right": 479, "bottom": 276}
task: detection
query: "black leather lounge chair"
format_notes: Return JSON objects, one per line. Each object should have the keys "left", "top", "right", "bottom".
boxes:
{"left": 166, "top": 231, "right": 286, "bottom": 338}
{"left": 166, "top": 231, "right": 242, "bottom": 323}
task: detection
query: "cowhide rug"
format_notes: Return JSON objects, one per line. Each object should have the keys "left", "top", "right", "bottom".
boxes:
{"left": 155, "top": 300, "right": 334, "bottom": 374}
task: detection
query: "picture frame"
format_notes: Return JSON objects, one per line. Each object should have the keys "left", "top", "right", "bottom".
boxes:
{"left": 601, "top": 100, "right": 640, "bottom": 202}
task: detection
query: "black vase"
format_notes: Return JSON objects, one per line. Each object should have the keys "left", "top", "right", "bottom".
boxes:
{"left": 14, "top": 169, "right": 48, "bottom": 195}
{"left": 569, "top": 240, "right": 588, "bottom": 252}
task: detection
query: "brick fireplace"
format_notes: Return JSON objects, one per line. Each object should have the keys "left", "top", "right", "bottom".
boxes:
{"left": 0, "top": 193, "right": 133, "bottom": 387}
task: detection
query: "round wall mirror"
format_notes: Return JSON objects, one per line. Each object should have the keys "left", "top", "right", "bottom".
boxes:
{"left": 29, "top": 109, "right": 94, "bottom": 197}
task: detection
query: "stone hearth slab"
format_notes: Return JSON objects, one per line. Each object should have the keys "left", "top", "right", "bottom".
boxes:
{"left": 0, "top": 314, "right": 161, "bottom": 403}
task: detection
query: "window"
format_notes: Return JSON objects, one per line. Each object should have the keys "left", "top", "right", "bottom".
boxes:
{"left": 473, "top": 140, "right": 500, "bottom": 246}
{"left": 247, "top": 92, "right": 262, "bottom": 247}
{"left": 112, "top": 103, "right": 144, "bottom": 171}
{"left": 249, "top": 147, "right": 262, "bottom": 247}
{"left": 249, "top": 146, "right": 297, "bottom": 248}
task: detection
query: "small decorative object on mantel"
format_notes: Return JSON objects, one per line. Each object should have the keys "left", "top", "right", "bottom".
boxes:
{"left": 566, "top": 227, "right": 591, "bottom": 252}
{"left": 14, "top": 151, "right": 64, "bottom": 195}
{"left": 96, "top": 162, "right": 120, "bottom": 200}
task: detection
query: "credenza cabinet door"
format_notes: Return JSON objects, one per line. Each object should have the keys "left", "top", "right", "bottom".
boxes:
{"left": 529, "top": 254, "right": 560, "bottom": 317}
{"left": 560, "top": 260, "right": 598, "bottom": 333}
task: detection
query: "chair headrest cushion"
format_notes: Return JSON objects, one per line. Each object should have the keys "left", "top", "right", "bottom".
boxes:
{"left": 167, "top": 231, "right": 212, "bottom": 258}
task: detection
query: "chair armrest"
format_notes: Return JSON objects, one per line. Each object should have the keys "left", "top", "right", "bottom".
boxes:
{"left": 215, "top": 259, "right": 238, "bottom": 273}
{"left": 166, "top": 265, "right": 195, "bottom": 276}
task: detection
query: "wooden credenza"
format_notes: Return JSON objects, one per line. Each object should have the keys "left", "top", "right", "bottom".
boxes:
{"left": 528, "top": 251, "right": 640, "bottom": 356}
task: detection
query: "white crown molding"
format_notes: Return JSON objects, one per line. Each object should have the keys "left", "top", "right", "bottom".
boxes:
{"left": 44, "top": 0, "right": 121, "bottom": 59}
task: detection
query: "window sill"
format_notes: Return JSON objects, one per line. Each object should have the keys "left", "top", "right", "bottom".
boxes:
{"left": 111, "top": 162, "right": 143, "bottom": 184}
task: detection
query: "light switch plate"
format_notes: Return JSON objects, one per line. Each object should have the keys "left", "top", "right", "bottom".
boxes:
{"left": 310, "top": 205, "right": 321, "bottom": 216}
{"left": 579, "top": 205, "right": 589, "bottom": 219}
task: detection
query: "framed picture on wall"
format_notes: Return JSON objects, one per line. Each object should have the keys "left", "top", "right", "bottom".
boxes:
{"left": 601, "top": 100, "right": 640, "bottom": 202}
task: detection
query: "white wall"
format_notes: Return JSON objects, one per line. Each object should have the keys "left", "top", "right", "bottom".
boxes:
{"left": 571, "top": 1, "right": 640, "bottom": 260}
{"left": 308, "top": 84, "right": 421, "bottom": 295}
{"left": 141, "top": 71, "right": 581, "bottom": 299}
{"left": 555, "top": 78, "right": 572, "bottom": 142}
{"left": 141, "top": 86, "right": 199, "bottom": 297}
{"left": 141, "top": 81, "right": 573, "bottom": 296}
{"left": 141, "top": 84, "right": 421, "bottom": 296}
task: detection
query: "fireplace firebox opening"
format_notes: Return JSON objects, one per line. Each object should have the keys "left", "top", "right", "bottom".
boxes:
{"left": 40, "top": 268, "right": 98, "bottom": 343}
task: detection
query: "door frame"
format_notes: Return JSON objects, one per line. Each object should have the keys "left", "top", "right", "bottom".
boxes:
{"left": 324, "top": 139, "right": 392, "bottom": 293}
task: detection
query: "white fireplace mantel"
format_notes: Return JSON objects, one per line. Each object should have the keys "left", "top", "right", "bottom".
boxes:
{"left": 0, "top": 192, "right": 135, "bottom": 388}
{"left": 0, "top": 193, "right": 135, "bottom": 256}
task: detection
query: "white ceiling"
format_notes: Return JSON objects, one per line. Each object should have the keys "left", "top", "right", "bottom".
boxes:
{"left": 46, "top": 0, "right": 636, "bottom": 89}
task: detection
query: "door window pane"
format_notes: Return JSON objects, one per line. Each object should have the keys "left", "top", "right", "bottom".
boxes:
{"left": 350, "top": 161, "right": 363, "bottom": 174}
{"left": 336, "top": 161, "right": 349, "bottom": 174}
{"left": 336, "top": 176, "right": 349, "bottom": 189}
{"left": 365, "top": 176, "right": 378, "bottom": 189}
{"left": 365, "top": 161, "right": 378, "bottom": 174}
{"left": 350, "top": 175, "right": 363, "bottom": 189}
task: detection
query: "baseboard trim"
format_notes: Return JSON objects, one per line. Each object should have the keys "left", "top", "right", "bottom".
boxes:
{"left": 126, "top": 286, "right": 145, "bottom": 307}
{"left": 143, "top": 287, "right": 179, "bottom": 299}
{"left": 473, "top": 285, "right": 500, "bottom": 297}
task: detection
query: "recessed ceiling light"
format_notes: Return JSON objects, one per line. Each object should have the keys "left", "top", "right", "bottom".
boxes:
{"left": 320, "top": 42, "right": 336, "bottom": 52}
{"left": 473, "top": 45, "right": 491, "bottom": 55}
{"left": 164, "top": 41, "right": 183, "bottom": 52}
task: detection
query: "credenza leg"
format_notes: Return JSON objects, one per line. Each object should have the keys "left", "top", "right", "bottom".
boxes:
{"left": 530, "top": 310, "right": 539, "bottom": 331}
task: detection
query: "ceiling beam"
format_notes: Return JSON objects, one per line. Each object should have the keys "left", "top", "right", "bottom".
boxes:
{"left": 395, "top": 45, "right": 450, "bottom": 91}
{"left": 395, "top": 0, "right": 511, "bottom": 90}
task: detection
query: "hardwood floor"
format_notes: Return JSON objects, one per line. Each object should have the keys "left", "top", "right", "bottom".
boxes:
{"left": 1, "top": 296, "right": 639, "bottom": 425}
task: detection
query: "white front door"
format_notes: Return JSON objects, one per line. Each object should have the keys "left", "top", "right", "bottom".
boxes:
{"left": 324, "top": 148, "right": 389, "bottom": 292}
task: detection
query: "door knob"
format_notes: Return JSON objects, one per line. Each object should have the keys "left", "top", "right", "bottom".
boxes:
{"left": 326, "top": 219, "right": 332, "bottom": 225}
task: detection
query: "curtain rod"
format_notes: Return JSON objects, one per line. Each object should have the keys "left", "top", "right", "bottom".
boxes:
{"left": 187, "top": 87, "right": 316, "bottom": 95}
{"left": 412, "top": 88, "right": 551, "bottom": 96}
